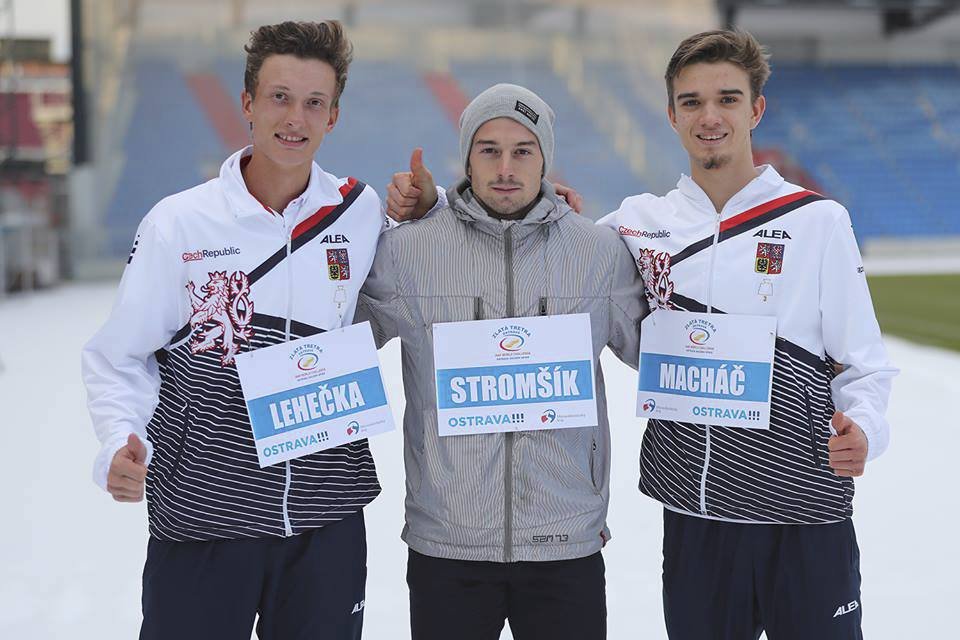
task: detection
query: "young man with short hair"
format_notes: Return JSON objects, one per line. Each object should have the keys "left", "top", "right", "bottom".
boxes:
{"left": 598, "top": 30, "right": 896, "bottom": 640}
{"left": 83, "top": 21, "right": 381, "bottom": 639}
{"left": 358, "top": 83, "right": 647, "bottom": 640}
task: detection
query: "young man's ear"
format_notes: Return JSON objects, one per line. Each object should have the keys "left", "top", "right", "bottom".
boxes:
{"left": 667, "top": 102, "right": 679, "bottom": 134}
{"left": 751, "top": 94, "right": 766, "bottom": 130}
{"left": 241, "top": 90, "right": 254, "bottom": 124}
{"left": 326, "top": 105, "right": 340, "bottom": 133}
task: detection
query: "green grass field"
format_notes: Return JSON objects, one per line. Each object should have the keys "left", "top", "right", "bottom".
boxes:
{"left": 867, "top": 274, "right": 960, "bottom": 352}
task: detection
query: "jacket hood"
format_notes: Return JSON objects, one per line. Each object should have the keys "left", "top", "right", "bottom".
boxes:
{"left": 445, "top": 177, "right": 571, "bottom": 237}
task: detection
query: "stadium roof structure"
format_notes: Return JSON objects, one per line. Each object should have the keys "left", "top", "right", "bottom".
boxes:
{"left": 717, "top": 0, "right": 959, "bottom": 6}
{"left": 717, "top": 0, "right": 960, "bottom": 34}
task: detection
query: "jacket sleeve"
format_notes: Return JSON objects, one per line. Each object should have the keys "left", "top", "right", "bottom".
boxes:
{"left": 81, "top": 216, "right": 184, "bottom": 490}
{"left": 356, "top": 232, "right": 402, "bottom": 348}
{"left": 606, "top": 236, "right": 648, "bottom": 369}
{"left": 595, "top": 208, "right": 618, "bottom": 231}
{"left": 819, "top": 209, "right": 898, "bottom": 460}
{"left": 379, "top": 186, "right": 448, "bottom": 231}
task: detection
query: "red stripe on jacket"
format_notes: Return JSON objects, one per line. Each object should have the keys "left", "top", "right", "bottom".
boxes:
{"left": 719, "top": 190, "right": 818, "bottom": 233}
{"left": 291, "top": 177, "right": 359, "bottom": 240}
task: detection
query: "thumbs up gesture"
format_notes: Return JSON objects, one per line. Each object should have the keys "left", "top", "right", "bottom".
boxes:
{"left": 385, "top": 148, "right": 438, "bottom": 222}
{"left": 107, "top": 433, "right": 149, "bottom": 502}
{"left": 827, "top": 411, "right": 869, "bottom": 478}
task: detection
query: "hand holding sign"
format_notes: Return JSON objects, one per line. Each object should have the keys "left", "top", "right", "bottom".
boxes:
{"left": 107, "top": 433, "right": 148, "bottom": 503}
{"left": 828, "top": 411, "right": 868, "bottom": 477}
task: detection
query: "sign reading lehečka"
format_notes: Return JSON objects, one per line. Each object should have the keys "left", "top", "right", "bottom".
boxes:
{"left": 234, "top": 322, "right": 394, "bottom": 467}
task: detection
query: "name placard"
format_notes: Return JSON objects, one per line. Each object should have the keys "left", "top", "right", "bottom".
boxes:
{"left": 637, "top": 310, "right": 776, "bottom": 428}
{"left": 433, "top": 314, "right": 598, "bottom": 436}
{"left": 235, "top": 322, "right": 395, "bottom": 466}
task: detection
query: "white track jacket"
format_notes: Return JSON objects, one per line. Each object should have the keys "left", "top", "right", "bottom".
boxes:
{"left": 598, "top": 166, "right": 897, "bottom": 524}
{"left": 82, "top": 148, "right": 384, "bottom": 541}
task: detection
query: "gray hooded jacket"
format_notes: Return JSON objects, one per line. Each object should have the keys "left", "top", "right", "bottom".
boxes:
{"left": 357, "top": 179, "right": 647, "bottom": 562}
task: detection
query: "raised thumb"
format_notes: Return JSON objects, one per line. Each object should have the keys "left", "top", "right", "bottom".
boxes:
{"left": 128, "top": 433, "right": 147, "bottom": 463}
{"left": 831, "top": 410, "right": 850, "bottom": 434}
{"left": 410, "top": 148, "right": 428, "bottom": 183}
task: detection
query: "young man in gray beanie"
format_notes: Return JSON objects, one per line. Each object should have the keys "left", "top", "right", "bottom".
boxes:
{"left": 356, "top": 83, "right": 647, "bottom": 639}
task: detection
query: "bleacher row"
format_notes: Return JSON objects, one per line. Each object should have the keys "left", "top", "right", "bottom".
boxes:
{"left": 104, "top": 54, "right": 960, "bottom": 256}
{"left": 756, "top": 64, "right": 960, "bottom": 238}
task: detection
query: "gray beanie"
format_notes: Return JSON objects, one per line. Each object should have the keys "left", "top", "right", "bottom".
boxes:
{"left": 459, "top": 83, "right": 555, "bottom": 176}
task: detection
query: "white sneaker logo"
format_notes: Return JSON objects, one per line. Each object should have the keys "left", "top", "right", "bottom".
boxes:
{"left": 833, "top": 600, "right": 859, "bottom": 618}
{"left": 351, "top": 600, "right": 365, "bottom": 615}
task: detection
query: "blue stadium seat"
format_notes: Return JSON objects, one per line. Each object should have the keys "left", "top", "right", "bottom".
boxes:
{"left": 105, "top": 56, "right": 224, "bottom": 254}
{"left": 102, "top": 56, "right": 960, "bottom": 255}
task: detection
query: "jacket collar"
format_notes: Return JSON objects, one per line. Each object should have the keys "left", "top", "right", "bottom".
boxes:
{"left": 219, "top": 146, "right": 346, "bottom": 220}
{"left": 445, "top": 177, "right": 570, "bottom": 238}
{"left": 677, "top": 164, "right": 785, "bottom": 218}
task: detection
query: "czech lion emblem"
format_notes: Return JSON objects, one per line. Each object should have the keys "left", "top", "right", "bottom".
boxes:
{"left": 637, "top": 248, "right": 674, "bottom": 310}
{"left": 186, "top": 270, "right": 254, "bottom": 366}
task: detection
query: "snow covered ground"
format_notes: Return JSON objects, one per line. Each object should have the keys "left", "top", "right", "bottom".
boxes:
{"left": 0, "top": 282, "right": 955, "bottom": 638}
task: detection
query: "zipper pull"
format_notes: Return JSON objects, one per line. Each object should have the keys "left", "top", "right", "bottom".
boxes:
{"left": 538, "top": 297, "right": 548, "bottom": 316}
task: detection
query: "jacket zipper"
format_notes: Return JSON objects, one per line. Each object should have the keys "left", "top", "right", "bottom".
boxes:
{"left": 698, "top": 210, "right": 723, "bottom": 516}
{"left": 281, "top": 219, "right": 294, "bottom": 536}
{"left": 503, "top": 225, "right": 515, "bottom": 562}
{"left": 802, "top": 386, "right": 823, "bottom": 469}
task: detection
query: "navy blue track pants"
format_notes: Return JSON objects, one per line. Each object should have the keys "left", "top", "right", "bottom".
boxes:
{"left": 139, "top": 511, "right": 366, "bottom": 640}
{"left": 662, "top": 509, "right": 863, "bottom": 640}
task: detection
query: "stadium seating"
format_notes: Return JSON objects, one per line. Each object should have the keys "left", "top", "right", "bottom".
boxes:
{"left": 755, "top": 64, "right": 960, "bottom": 238}
{"left": 101, "top": 55, "right": 960, "bottom": 257}
{"left": 105, "top": 57, "right": 224, "bottom": 252}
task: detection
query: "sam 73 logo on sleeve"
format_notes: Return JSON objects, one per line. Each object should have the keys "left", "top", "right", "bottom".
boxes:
{"left": 637, "top": 310, "right": 777, "bottom": 429}
{"left": 433, "top": 314, "right": 597, "bottom": 436}
{"left": 234, "top": 322, "right": 394, "bottom": 467}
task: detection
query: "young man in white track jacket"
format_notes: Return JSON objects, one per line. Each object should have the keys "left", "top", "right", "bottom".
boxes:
{"left": 82, "top": 21, "right": 382, "bottom": 640}
{"left": 593, "top": 30, "right": 896, "bottom": 640}
{"left": 386, "top": 29, "right": 896, "bottom": 640}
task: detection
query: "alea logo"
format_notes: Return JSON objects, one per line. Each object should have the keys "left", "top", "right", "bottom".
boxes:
{"left": 541, "top": 409, "right": 557, "bottom": 424}
{"left": 688, "top": 329, "right": 711, "bottom": 345}
{"left": 346, "top": 421, "right": 361, "bottom": 436}
{"left": 297, "top": 352, "right": 321, "bottom": 371}
{"left": 499, "top": 333, "right": 526, "bottom": 352}
{"left": 642, "top": 398, "right": 656, "bottom": 412}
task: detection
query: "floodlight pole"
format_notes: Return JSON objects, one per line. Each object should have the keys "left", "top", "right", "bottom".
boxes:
{"left": 1, "top": 0, "right": 17, "bottom": 170}
{"left": 70, "top": 0, "right": 88, "bottom": 165}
